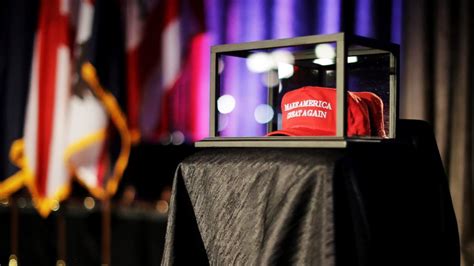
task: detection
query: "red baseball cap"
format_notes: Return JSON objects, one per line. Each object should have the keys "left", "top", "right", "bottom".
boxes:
{"left": 351, "top": 91, "right": 386, "bottom": 137}
{"left": 267, "top": 86, "right": 372, "bottom": 137}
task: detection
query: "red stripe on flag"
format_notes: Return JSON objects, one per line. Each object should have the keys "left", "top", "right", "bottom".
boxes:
{"left": 154, "top": 0, "right": 180, "bottom": 139}
{"left": 164, "top": 0, "right": 179, "bottom": 25}
{"left": 35, "top": 0, "right": 69, "bottom": 196}
{"left": 127, "top": 49, "right": 140, "bottom": 137}
{"left": 36, "top": 1, "right": 59, "bottom": 196}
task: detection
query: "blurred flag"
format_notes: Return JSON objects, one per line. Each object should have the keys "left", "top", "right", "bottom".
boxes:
{"left": 0, "top": 0, "right": 39, "bottom": 198}
{"left": 69, "top": 0, "right": 130, "bottom": 200}
{"left": 8, "top": 0, "right": 73, "bottom": 216}
{"left": 125, "top": 0, "right": 209, "bottom": 143}
{"left": 66, "top": 0, "right": 110, "bottom": 200}
{"left": 7, "top": 0, "right": 130, "bottom": 217}
{"left": 124, "top": 0, "right": 142, "bottom": 143}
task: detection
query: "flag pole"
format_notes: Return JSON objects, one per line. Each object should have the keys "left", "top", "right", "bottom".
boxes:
{"left": 10, "top": 196, "right": 19, "bottom": 265}
{"left": 81, "top": 62, "right": 130, "bottom": 266}
{"left": 56, "top": 204, "right": 66, "bottom": 266}
{"left": 101, "top": 197, "right": 111, "bottom": 266}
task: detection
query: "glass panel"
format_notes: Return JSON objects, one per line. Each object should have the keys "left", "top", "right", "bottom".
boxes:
{"left": 216, "top": 52, "right": 270, "bottom": 137}
{"left": 347, "top": 45, "right": 392, "bottom": 138}
{"left": 215, "top": 42, "right": 339, "bottom": 137}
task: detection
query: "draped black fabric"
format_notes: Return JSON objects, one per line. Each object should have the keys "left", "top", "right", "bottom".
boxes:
{"left": 162, "top": 120, "right": 459, "bottom": 266}
{"left": 164, "top": 148, "right": 337, "bottom": 265}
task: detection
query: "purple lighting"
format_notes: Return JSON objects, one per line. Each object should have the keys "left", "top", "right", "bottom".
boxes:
{"left": 318, "top": 0, "right": 341, "bottom": 34}
{"left": 220, "top": 1, "right": 241, "bottom": 136}
{"left": 200, "top": 0, "right": 401, "bottom": 139}
{"left": 355, "top": 0, "right": 374, "bottom": 37}
{"left": 273, "top": 0, "right": 294, "bottom": 39}
{"left": 391, "top": 0, "right": 402, "bottom": 44}
{"left": 238, "top": 0, "right": 267, "bottom": 136}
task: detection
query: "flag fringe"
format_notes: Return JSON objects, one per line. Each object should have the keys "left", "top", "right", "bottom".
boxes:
{"left": 0, "top": 171, "right": 26, "bottom": 199}
{"left": 81, "top": 62, "right": 131, "bottom": 198}
{"left": 0, "top": 139, "right": 71, "bottom": 217}
{"left": 0, "top": 140, "right": 26, "bottom": 198}
{"left": 0, "top": 62, "right": 132, "bottom": 217}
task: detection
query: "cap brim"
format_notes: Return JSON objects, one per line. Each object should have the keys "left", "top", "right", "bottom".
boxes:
{"left": 266, "top": 127, "right": 334, "bottom": 136}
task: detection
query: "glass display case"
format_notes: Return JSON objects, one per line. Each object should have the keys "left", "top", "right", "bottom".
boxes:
{"left": 196, "top": 33, "right": 399, "bottom": 148}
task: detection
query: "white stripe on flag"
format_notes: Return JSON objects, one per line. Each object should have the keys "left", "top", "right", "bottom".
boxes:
{"left": 126, "top": 0, "right": 143, "bottom": 50}
{"left": 66, "top": 90, "right": 108, "bottom": 189}
{"left": 60, "top": 0, "right": 70, "bottom": 16}
{"left": 77, "top": 1, "right": 94, "bottom": 44}
{"left": 46, "top": 46, "right": 71, "bottom": 196}
{"left": 24, "top": 36, "right": 40, "bottom": 173}
{"left": 161, "top": 19, "right": 181, "bottom": 90}
{"left": 77, "top": 166, "right": 101, "bottom": 188}
{"left": 67, "top": 91, "right": 107, "bottom": 145}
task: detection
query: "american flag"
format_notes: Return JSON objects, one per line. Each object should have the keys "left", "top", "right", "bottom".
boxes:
{"left": 12, "top": 0, "right": 73, "bottom": 217}
{"left": 126, "top": 0, "right": 209, "bottom": 143}
{"left": 7, "top": 0, "right": 131, "bottom": 217}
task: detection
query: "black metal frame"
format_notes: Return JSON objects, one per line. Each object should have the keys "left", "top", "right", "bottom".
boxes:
{"left": 197, "top": 33, "right": 399, "bottom": 148}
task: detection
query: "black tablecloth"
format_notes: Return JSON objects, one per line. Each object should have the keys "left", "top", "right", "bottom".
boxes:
{"left": 162, "top": 121, "right": 459, "bottom": 266}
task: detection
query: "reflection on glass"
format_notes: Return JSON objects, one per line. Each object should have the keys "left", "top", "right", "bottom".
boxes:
{"left": 217, "top": 94, "right": 236, "bottom": 114}
{"left": 216, "top": 42, "right": 392, "bottom": 139}
{"left": 347, "top": 48, "right": 391, "bottom": 137}
{"left": 246, "top": 52, "right": 273, "bottom": 73}
{"left": 254, "top": 104, "right": 274, "bottom": 124}
{"left": 314, "top": 43, "right": 336, "bottom": 59}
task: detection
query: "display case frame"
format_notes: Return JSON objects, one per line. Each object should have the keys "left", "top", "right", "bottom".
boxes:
{"left": 196, "top": 32, "right": 399, "bottom": 148}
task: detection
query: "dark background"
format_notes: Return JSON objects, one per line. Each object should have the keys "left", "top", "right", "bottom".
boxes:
{"left": 0, "top": 0, "right": 473, "bottom": 265}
